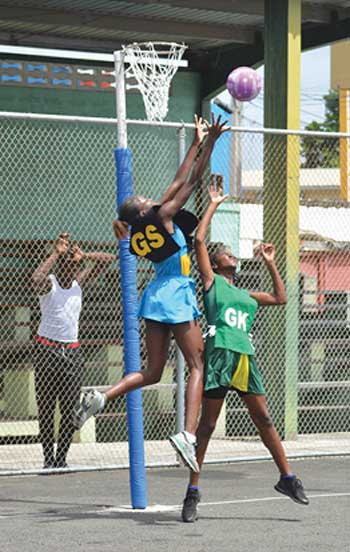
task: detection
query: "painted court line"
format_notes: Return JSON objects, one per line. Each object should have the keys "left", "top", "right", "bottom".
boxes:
{"left": 94, "top": 492, "right": 350, "bottom": 514}
{"left": 197, "top": 491, "right": 350, "bottom": 507}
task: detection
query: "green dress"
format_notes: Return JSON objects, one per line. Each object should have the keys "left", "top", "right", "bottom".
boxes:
{"left": 203, "top": 274, "right": 265, "bottom": 395}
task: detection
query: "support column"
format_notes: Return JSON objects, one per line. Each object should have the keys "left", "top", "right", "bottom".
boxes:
{"left": 339, "top": 89, "right": 349, "bottom": 201}
{"left": 263, "top": 0, "right": 301, "bottom": 439}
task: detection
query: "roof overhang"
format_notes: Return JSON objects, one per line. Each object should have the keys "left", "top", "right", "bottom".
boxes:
{"left": 0, "top": 1, "right": 349, "bottom": 97}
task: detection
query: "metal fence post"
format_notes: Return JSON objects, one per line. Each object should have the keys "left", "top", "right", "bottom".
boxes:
{"left": 175, "top": 124, "right": 186, "bottom": 435}
{"left": 113, "top": 50, "right": 147, "bottom": 509}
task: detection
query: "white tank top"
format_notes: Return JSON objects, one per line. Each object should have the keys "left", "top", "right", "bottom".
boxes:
{"left": 38, "top": 274, "right": 82, "bottom": 343}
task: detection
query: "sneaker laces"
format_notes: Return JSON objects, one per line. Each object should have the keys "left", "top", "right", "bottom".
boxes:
{"left": 294, "top": 479, "right": 306, "bottom": 494}
{"left": 82, "top": 391, "right": 94, "bottom": 408}
{"left": 184, "top": 489, "right": 199, "bottom": 506}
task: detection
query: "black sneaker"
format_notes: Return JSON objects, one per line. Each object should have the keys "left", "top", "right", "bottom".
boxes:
{"left": 181, "top": 488, "right": 201, "bottom": 522}
{"left": 275, "top": 476, "right": 309, "bottom": 505}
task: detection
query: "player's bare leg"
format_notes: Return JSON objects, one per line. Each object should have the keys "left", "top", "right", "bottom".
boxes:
{"left": 169, "top": 320, "right": 204, "bottom": 473}
{"left": 182, "top": 397, "right": 224, "bottom": 522}
{"left": 73, "top": 321, "right": 170, "bottom": 429}
{"left": 242, "top": 393, "right": 309, "bottom": 505}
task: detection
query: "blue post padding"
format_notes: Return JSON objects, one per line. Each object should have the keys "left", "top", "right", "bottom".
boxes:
{"left": 114, "top": 147, "right": 147, "bottom": 509}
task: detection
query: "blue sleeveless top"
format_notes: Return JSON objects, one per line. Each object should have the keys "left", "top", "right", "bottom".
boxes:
{"left": 138, "top": 224, "right": 201, "bottom": 324}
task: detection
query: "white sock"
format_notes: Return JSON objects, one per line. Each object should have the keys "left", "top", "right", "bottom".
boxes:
{"left": 184, "top": 431, "right": 196, "bottom": 444}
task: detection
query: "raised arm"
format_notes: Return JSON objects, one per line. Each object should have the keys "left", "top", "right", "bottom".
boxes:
{"left": 74, "top": 245, "right": 117, "bottom": 286}
{"left": 111, "top": 117, "right": 206, "bottom": 241}
{"left": 250, "top": 244, "right": 287, "bottom": 306}
{"left": 159, "top": 115, "right": 206, "bottom": 204}
{"left": 32, "top": 233, "right": 70, "bottom": 295}
{"left": 158, "top": 114, "right": 229, "bottom": 223}
{"left": 194, "top": 185, "right": 229, "bottom": 291}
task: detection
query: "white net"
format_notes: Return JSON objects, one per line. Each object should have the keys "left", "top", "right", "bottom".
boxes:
{"left": 123, "top": 42, "right": 187, "bottom": 122}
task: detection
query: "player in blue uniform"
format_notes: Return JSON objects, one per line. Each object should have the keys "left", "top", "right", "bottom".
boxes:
{"left": 73, "top": 114, "right": 229, "bottom": 471}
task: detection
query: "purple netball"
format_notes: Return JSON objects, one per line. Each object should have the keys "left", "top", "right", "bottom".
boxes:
{"left": 226, "top": 66, "right": 262, "bottom": 102}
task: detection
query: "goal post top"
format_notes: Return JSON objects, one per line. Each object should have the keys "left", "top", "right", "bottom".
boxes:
{"left": 114, "top": 42, "right": 188, "bottom": 68}
{"left": 0, "top": 43, "right": 188, "bottom": 67}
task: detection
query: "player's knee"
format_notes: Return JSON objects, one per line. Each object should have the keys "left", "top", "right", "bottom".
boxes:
{"left": 187, "top": 354, "right": 204, "bottom": 374}
{"left": 254, "top": 411, "right": 273, "bottom": 429}
{"left": 152, "top": 373, "right": 162, "bottom": 384}
{"left": 144, "top": 369, "right": 162, "bottom": 385}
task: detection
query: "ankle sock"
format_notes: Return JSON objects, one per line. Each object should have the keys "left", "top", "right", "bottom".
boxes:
{"left": 188, "top": 485, "right": 199, "bottom": 492}
{"left": 184, "top": 431, "right": 196, "bottom": 444}
{"left": 98, "top": 392, "right": 107, "bottom": 409}
{"left": 282, "top": 474, "right": 295, "bottom": 479}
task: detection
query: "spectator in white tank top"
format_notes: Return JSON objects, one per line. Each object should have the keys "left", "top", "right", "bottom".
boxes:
{"left": 32, "top": 232, "right": 116, "bottom": 469}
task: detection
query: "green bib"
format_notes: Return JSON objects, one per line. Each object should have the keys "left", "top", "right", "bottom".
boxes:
{"left": 204, "top": 274, "right": 258, "bottom": 355}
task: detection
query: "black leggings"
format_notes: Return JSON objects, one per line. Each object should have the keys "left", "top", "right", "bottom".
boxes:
{"left": 33, "top": 342, "right": 84, "bottom": 463}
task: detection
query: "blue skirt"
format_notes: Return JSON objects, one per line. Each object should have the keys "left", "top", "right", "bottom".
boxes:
{"left": 138, "top": 276, "right": 201, "bottom": 324}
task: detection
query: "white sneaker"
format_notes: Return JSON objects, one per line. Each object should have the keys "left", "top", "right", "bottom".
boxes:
{"left": 169, "top": 432, "right": 199, "bottom": 473}
{"left": 73, "top": 390, "right": 105, "bottom": 430}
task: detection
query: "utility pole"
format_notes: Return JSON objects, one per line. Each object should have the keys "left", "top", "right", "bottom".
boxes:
{"left": 214, "top": 96, "right": 243, "bottom": 197}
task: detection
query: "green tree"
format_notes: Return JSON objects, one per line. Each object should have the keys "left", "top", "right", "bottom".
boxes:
{"left": 301, "top": 90, "right": 339, "bottom": 168}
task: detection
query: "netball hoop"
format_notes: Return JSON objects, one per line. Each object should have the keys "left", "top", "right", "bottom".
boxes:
{"left": 114, "top": 42, "right": 187, "bottom": 145}
{"left": 124, "top": 42, "right": 187, "bottom": 122}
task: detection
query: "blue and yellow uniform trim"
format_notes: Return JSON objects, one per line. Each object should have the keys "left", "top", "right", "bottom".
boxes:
{"left": 138, "top": 224, "right": 200, "bottom": 324}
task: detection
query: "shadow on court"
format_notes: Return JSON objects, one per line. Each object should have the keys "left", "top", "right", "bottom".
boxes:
{"left": 0, "top": 457, "right": 348, "bottom": 552}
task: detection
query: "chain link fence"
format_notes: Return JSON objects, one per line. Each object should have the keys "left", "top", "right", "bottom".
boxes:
{"left": 0, "top": 112, "right": 349, "bottom": 474}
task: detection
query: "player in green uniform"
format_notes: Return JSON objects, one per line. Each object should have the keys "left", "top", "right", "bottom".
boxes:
{"left": 181, "top": 185, "right": 309, "bottom": 522}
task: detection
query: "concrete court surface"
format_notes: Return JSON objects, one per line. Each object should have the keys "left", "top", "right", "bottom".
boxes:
{"left": 0, "top": 456, "right": 349, "bottom": 552}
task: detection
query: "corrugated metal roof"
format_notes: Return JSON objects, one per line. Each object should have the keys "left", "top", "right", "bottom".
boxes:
{"left": 4, "top": 0, "right": 263, "bottom": 24}
{"left": 304, "top": 0, "right": 349, "bottom": 7}
{"left": 0, "top": 1, "right": 347, "bottom": 55}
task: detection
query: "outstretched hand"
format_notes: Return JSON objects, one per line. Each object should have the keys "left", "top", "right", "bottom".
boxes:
{"left": 193, "top": 114, "right": 207, "bottom": 145}
{"left": 112, "top": 219, "right": 129, "bottom": 240}
{"left": 260, "top": 243, "right": 276, "bottom": 264}
{"left": 204, "top": 113, "right": 230, "bottom": 142}
{"left": 54, "top": 233, "right": 70, "bottom": 256}
{"left": 208, "top": 184, "right": 229, "bottom": 205}
{"left": 69, "top": 244, "right": 85, "bottom": 263}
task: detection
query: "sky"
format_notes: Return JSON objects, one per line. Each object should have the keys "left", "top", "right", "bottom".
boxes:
{"left": 212, "top": 45, "right": 332, "bottom": 182}
{"left": 212, "top": 45, "right": 349, "bottom": 252}
{"left": 218, "top": 44, "right": 331, "bottom": 129}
